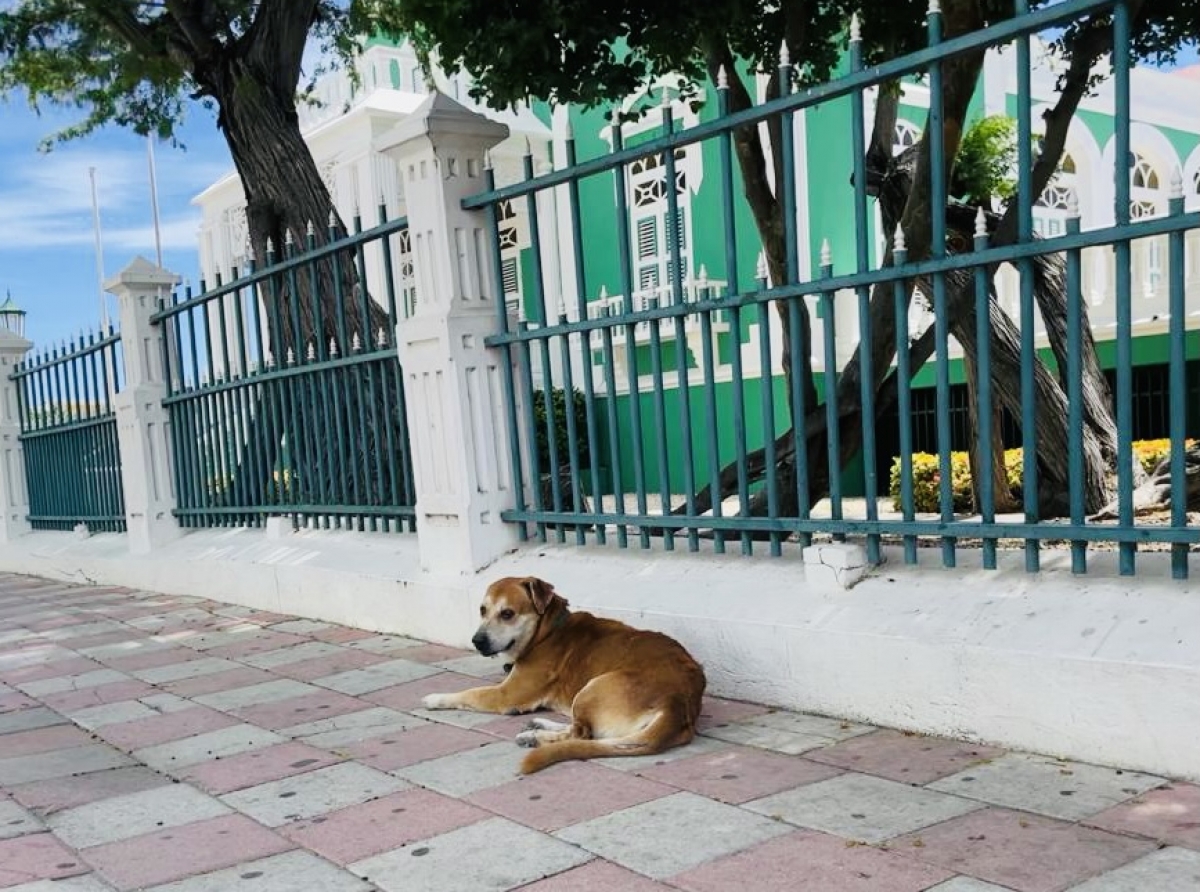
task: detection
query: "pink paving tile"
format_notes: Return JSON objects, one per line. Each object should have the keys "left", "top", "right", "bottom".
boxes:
{"left": 103, "top": 647, "right": 203, "bottom": 672}
{"left": 0, "top": 832, "right": 90, "bottom": 887}
{"left": 892, "top": 807, "right": 1157, "bottom": 892}
{"left": 180, "top": 741, "right": 343, "bottom": 794}
{"left": 80, "top": 814, "right": 293, "bottom": 891}
{"left": 634, "top": 745, "right": 844, "bottom": 804}
{"left": 671, "top": 829, "right": 953, "bottom": 892}
{"left": 161, "top": 666, "right": 278, "bottom": 698}
{"left": 97, "top": 705, "right": 241, "bottom": 750}
{"left": 1086, "top": 782, "right": 1200, "bottom": 849}
{"left": 203, "top": 631, "right": 307, "bottom": 659}
{"left": 0, "top": 723, "right": 95, "bottom": 758}
{"left": 517, "top": 860, "right": 675, "bottom": 891}
{"left": 476, "top": 713, "right": 551, "bottom": 740}
{"left": 229, "top": 690, "right": 371, "bottom": 730}
{"left": 467, "top": 762, "right": 675, "bottom": 832}
{"left": 806, "top": 729, "right": 1007, "bottom": 785}
{"left": 63, "top": 631, "right": 151, "bottom": 651}
{"left": 271, "top": 649, "right": 390, "bottom": 681}
{"left": 309, "top": 626, "right": 377, "bottom": 644}
{"left": 280, "top": 787, "right": 488, "bottom": 864}
{"left": 0, "top": 692, "right": 38, "bottom": 712}
{"left": 338, "top": 722, "right": 494, "bottom": 771}
{"left": 395, "top": 643, "right": 473, "bottom": 663}
{"left": 1, "top": 655, "right": 100, "bottom": 684}
{"left": 361, "top": 670, "right": 479, "bottom": 710}
{"left": 8, "top": 765, "right": 169, "bottom": 816}
{"left": 696, "top": 695, "right": 772, "bottom": 732}
{"left": 39, "top": 679, "right": 158, "bottom": 712}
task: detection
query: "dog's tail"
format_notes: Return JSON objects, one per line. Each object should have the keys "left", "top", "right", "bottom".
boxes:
{"left": 519, "top": 737, "right": 650, "bottom": 774}
{"left": 518, "top": 698, "right": 695, "bottom": 774}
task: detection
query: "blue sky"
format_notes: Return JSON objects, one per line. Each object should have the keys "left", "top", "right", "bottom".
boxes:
{"left": 1, "top": 42, "right": 1197, "bottom": 351}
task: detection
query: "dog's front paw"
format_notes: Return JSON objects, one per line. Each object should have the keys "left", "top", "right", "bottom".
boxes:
{"left": 515, "top": 730, "right": 540, "bottom": 748}
{"left": 421, "top": 693, "right": 457, "bottom": 710}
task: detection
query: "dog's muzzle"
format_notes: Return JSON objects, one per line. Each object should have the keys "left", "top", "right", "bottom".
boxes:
{"left": 472, "top": 628, "right": 512, "bottom": 657}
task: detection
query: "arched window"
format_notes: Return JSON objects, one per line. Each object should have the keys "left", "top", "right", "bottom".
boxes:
{"left": 893, "top": 121, "right": 921, "bottom": 156}
{"left": 1034, "top": 153, "right": 1077, "bottom": 238}
{"left": 1130, "top": 153, "right": 1163, "bottom": 220}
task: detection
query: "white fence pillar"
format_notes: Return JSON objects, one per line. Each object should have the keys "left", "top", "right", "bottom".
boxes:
{"left": 106, "top": 257, "right": 182, "bottom": 555}
{"left": 0, "top": 329, "right": 33, "bottom": 543}
{"left": 376, "top": 93, "right": 523, "bottom": 574}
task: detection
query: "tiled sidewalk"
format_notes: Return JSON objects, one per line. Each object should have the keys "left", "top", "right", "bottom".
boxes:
{"left": 1, "top": 574, "right": 1198, "bottom": 891}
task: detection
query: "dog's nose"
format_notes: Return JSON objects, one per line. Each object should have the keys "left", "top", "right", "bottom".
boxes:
{"left": 471, "top": 631, "right": 489, "bottom": 653}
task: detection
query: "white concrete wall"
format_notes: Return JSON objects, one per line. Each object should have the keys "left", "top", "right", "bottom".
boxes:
{"left": 2, "top": 528, "right": 1197, "bottom": 784}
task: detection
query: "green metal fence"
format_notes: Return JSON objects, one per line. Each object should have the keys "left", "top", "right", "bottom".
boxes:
{"left": 467, "top": 0, "right": 1199, "bottom": 577}
{"left": 11, "top": 330, "right": 126, "bottom": 532}
{"left": 150, "top": 210, "right": 417, "bottom": 532}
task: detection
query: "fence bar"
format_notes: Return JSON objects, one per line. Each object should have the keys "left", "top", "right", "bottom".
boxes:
{"left": 1112, "top": 0, "right": 1135, "bottom": 576}
{"left": 973, "top": 214, "right": 998, "bottom": 570}
{"left": 1016, "top": 0, "right": 1039, "bottom": 572}
{"left": 1065, "top": 205, "right": 1087, "bottom": 573}
{"left": 1167, "top": 174, "right": 1188, "bottom": 579}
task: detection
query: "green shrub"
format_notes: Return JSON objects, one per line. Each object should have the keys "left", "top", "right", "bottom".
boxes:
{"left": 889, "top": 439, "right": 1195, "bottom": 511}
{"left": 532, "top": 388, "right": 589, "bottom": 472}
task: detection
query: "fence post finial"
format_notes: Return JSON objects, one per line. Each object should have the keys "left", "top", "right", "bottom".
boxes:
{"left": 974, "top": 207, "right": 988, "bottom": 238}
{"left": 850, "top": 13, "right": 862, "bottom": 42}
{"left": 820, "top": 238, "right": 833, "bottom": 267}
{"left": 779, "top": 40, "right": 791, "bottom": 68}
{"left": 1169, "top": 166, "right": 1184, "bottom": 199}
{"left": 893, "top": 224, "right": 907, "bottom": 254}
{"left": 717, "top": 65, "right": 729, "bottom": 90}
{"left": 756, "top": 251, "right": 769, "bottom": 282}
{"left": 1067, "top": 188, "right": 1080, "bottom": 219}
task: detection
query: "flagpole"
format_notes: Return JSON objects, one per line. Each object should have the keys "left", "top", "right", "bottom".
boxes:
{"left": 146, "top": 136, "right": 164, "bottom": 268}
{"left": 88, "top": 166, "right": 108, "bottom": 330}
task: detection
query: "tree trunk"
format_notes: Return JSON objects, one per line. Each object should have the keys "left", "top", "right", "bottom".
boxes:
{"left": 213, "top": 63, "right": 390, "bottom": 357}
{"left": 964, "top": 347, "right": 1020, "bottom": 514}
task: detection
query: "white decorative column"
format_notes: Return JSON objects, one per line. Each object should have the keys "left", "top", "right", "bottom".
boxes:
{"left": 0, "top": 327, "right": 33, "bottom": 543}
{"left": 376, "top": 92, "right": 523, "bottom": 574}
{"left": 106, "top": 257, "right": 183, "bottom": 554}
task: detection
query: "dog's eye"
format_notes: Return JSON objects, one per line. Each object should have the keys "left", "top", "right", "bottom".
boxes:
{"left": 499, "top": 609, "right": 515, "bottom": 621}
{"left": 479, "top": 605, "right": 486, "bottom": 618}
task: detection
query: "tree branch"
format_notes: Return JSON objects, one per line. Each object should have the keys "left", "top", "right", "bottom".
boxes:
{"left": 242, "top": 0, "right": 318, "bottom": 99}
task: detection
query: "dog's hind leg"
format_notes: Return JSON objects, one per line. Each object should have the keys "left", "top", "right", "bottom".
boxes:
{"left": 515, "top": 717, "right": 578, "bottom": 748}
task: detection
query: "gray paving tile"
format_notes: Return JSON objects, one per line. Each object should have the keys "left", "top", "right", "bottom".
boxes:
{"left": 555, "top": 791, "right": 790, "bottom": 879}
{"left": 39, "top": 620, "right": 126, "bottom": 641}
{"left": 68, "top": 700, "right": 158, "bottom": 729}
{"left": 5, "top": 877, "right": 118, "bottom": 892}
{"left": 430, "top": 654, "right": 507, "bottom": 678}
{"left": 17, "top": 668, "right": 128, "bottom": 697}
{"left": 0, "top": 797, "right": 43, "bottom": 839}
{"left": 408, "top": 707, "right": 510, "bottom": 729}
{"left": 928, "top": 752, "right": 1165, "bottom": 821}
{"left": 139, "top": 692, "right": 196, "bottom": 713}
{"left": 345, "top": 635, "right": 424, "bottom": 654}
{"left": 701, "top": 710, "right": 873, "bottom": 755}
{"left": 925, "top": 878, "right": 1019, "bottom": 891}
{"left": 267, "top": 619, "right": 333, "bottom": 635}
{"left": 0, "top": 743, "right": 134, "bottom": 785}
{"left": 221, "top": 761, "right": 408, "bottom": 827}
{"left": 134, "top": 724, "right": 284, "bottom": 770}
{"left": 1067, "top": 846, "right": 1200, "bottom": 890}
{"left": 314, "top": 659, "right": 441, "bottom": 695}
{"left": 394, "top": 741, "right": 523, "bottom": 796}
{"left": 351, "top": 816, "right": 589, "bottom": 892}
{"left": 48, "top": 783, "right": 231, "bottom": 848}
{"left": 241, "top": 641, "right": 345, "bottom": 669}
{"left": 193, "top": 679, "right": 317, "bottom": 711}
{"left": 280, "top": 706, "right": 428, "bottom": 747}
{"left": 0, "top": 706, "right": 67, "bottom": 735}
{"left": 143, "top": 851, "right": 373, "bottom": 892}
{"left": 744, "top": 772, "right": 982, "bottom": 843}
{"left": 77, "top": 639, "right": 175, "bottom": 660}
{"left": 131, "top": 657, "right": 240, "bottom": 684}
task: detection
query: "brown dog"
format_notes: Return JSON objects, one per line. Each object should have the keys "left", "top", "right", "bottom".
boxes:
{"left": 421, "top": 576, "right": 706, "bottom": 773}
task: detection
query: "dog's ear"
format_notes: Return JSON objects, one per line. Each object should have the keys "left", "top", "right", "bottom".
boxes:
{"left": 523, "top": 577, "right": 555, "bottom": 616}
